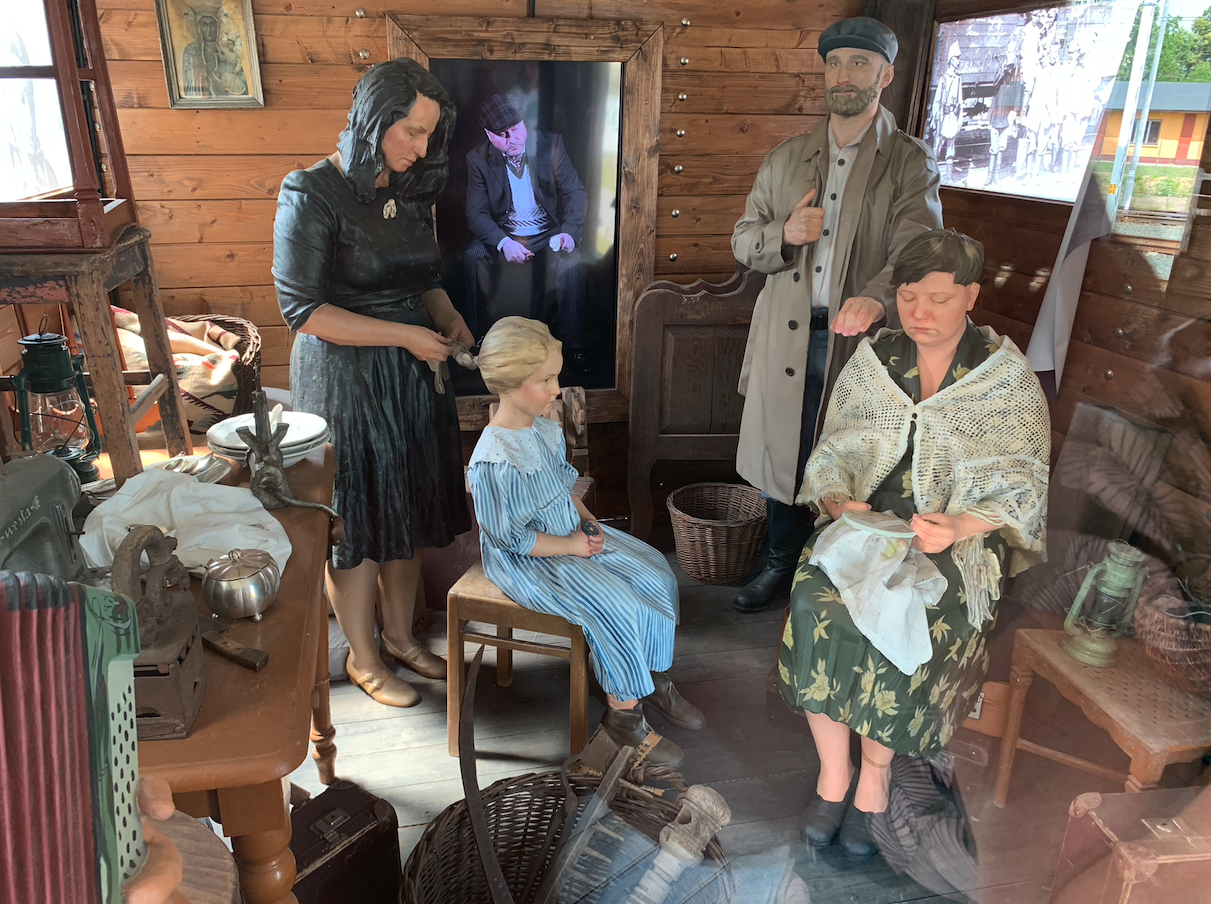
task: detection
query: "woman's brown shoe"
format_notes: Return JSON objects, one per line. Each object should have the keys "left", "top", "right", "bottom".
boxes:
{"left": 346, "top": 662, "right": 420, "bottom": 707}
{"left": 381, "top": 635, "right": 448, "bottom": 680}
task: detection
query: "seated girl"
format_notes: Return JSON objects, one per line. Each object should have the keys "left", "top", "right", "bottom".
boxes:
{"left": 467, "top": 317, "right": 703, "bottom": 766}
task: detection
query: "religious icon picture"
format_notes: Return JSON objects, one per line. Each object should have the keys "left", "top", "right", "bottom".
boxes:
{"left": 154, "top": 0, "right": 264, "bottom": 109}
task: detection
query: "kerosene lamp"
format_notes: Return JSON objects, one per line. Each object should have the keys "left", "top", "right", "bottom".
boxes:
{"left": 1062, "top": 540, "right": 1147, "bottom": 668}
{"left": 12, "top": 326, "right": 101, "bottom": 483}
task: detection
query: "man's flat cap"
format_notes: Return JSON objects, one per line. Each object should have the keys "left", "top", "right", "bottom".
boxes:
{"left": 480, "top": 94, "right": 524, "bottom": 133}
{"left": 818, "top": 17, "right": 898, "bottom": 64}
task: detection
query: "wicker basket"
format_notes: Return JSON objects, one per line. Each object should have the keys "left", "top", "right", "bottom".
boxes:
{"left": 666, "top": 483, "right": 767, "bottom": 585}
{"left": 1134, "top": 594, "right": 1211, "bottom": 698}
{"left": 402, "top": 770, "right": 733, "bottom": 904}
{"left": 173, "top": 313, "right": 262, "bottom": 416}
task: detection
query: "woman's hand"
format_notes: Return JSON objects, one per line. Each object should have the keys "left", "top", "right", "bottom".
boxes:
{"left": 398, "top": 324, "right": 453, "bottom": 362}
{"left": 911, "top": 513, "right": 960, "bottom": 553}
{"left": 444, "top": 315, "right": 474, "bottom": 349}
{"left": 565, "top": 528, "right": 604, "bottom": 558}
{"left": 822, "top": 496, "right": 871, "bottom": 521}
{"left": 911, "top": 512, "right": 998, "bottom": 554}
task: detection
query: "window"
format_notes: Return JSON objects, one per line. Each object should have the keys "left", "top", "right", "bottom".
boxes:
{"left": 1143, "top": 118, "right": 1162, "bottom": 146}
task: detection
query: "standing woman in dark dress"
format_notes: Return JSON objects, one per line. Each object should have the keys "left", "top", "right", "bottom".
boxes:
{"left": 273, "top": 59, "right": 472, "bottom": 707}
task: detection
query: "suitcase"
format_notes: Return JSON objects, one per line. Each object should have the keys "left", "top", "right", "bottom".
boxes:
{"left": 1050, "top": 786, "right": 1211, "bottom": 904}
{"left": 290, "top": 779, "right": 401, "bottom": 904}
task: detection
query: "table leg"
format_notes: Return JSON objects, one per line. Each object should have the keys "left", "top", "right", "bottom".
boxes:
{"left": 311, "top": 602, "right": 337, "bottom": 785}
{"left": 994, "top": 663, "right": 1034, "bottom": 808}
{"left": 230, "top": 826, "right": 298, "bottom": 904}
{"left": 1125, "top": 756, "right": 1166, "bottom": 793}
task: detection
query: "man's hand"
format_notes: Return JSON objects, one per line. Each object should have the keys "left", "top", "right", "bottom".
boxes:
{"left": 911, "top": 513, "right": 960, "bottom": 554}
{"left": 549, "top": 233, "right": 576, "bottom": 253}
{"left": 501, "top": 238, "right": 534, "bottom": 263}
{"left": 830, "top": 296, "right": 884, "bottom": 337}
{"left": 782, "top": 189, "right": 824, "bottom": 247}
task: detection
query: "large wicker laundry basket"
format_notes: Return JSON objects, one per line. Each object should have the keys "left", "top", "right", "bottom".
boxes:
{"left": 402, "top": 769, "right": 733, "bottom": 904}
{"left": 1135, "top": 594, "right": 1211, "bottom": 698}
{"left": 666, "top": 483, "right": 767, "bottom": 585}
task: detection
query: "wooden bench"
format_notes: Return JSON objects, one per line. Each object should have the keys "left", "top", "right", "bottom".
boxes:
{"left": 446, "top": 563, "right": 589, "bottom": 757}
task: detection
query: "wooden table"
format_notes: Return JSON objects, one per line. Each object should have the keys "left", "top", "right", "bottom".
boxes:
{"left": 138, "top": 445, "right": 337, "bottom": 904}
{"left": 994, "top": 629, "right": 1211, "bottom": 808}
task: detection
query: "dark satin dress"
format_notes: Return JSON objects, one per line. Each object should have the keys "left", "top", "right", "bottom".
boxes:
{"left": 273, "top": 159, "right": 470, "bottom": 569}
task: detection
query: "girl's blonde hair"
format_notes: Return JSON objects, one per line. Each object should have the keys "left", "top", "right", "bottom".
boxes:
{"left": 476, "top": 316, "right": 562, "bottom": 395}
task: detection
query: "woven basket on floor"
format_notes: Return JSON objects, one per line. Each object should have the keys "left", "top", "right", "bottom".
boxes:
{"left": 1135, "top": 594, "right": 1211, "bottom": 698}
{"left": 173, "top": 313, "right": 262, "bottom": 415}
{"left": 666, "top": 483, "right": 767, "bottom": 585}
{"left": 402, "top": 770, "right": 733, "bottom": 904}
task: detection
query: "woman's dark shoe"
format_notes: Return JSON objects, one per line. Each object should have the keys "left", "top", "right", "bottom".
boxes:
{"left": 600, "top": 704, "right": 685, "bottom": 768}
{"left": 800, "top": 794, "right": 850, "bottom": 848}
{"left": 644, "top": 671, "right": 706, "bottom": 730}
{"left": 838, "top": 804, "right": 879, "bottom": 861}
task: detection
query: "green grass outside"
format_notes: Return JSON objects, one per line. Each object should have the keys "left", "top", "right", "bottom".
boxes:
{"left": 1092, "top": 160, "right": 1199, "bottom": 211}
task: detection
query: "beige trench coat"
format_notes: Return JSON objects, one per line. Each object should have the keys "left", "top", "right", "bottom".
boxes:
{"left": 732, "top": 106, "right": 943, "bottom": 505}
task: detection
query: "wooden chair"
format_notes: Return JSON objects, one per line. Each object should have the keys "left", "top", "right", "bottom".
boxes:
{"left": 627, "top": 266, "right": 766, "bottom": 541}
{"left": 446, "top": 563, "right": 589, "bottom": 757}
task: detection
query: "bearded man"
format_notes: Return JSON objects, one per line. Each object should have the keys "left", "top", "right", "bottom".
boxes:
{"left": 730, "top": 16, "right": 943, "bottom": 613}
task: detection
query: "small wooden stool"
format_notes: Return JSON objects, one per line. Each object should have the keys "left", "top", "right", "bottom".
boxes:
{"left": 994, "top": 629, "right": 1211, "bottom": 807}
{"left": 446, "top": 563, "right": 590, "bottom": 757}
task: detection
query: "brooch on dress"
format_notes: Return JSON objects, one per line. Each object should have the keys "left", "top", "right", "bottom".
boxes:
{"left": 383, "top": 198, "right": 397, "bottom": 219}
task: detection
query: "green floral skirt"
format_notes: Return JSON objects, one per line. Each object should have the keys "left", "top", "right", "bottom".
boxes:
{"left": 776, "top": 503, "right": 1007, "bottom": 756}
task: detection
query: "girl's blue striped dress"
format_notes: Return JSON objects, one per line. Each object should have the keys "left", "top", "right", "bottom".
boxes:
{"left": 467, "top": 415, "right": 678, "bottom": 701}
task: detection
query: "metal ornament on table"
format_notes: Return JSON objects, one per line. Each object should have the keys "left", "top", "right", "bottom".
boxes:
{"left": 236, "top": 390, "right": 345, "bottom": 545}
{"left": 11, "top": 323, "right": 101, "bottom": 483}
{"left": 1062, "top": 540, "right": 1148, "bottom": 668}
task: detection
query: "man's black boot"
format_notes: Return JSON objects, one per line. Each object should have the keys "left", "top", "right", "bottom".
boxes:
{"left": 733, "top": 564, "right": 793, "bottom": 613}
{"left": 733, "top": 499, "right": 814, "bottom": 613}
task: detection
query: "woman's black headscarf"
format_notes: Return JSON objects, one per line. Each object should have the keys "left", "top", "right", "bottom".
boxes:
{"left": 338, "top": 58, "right": 457, "bottom": 204}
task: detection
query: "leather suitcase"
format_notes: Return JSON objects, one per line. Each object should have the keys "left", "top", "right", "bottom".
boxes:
{"left": 290, "top": 780, "right": 401, "bottom": 904}
{"left": 1050, "top": 786, "right": 1211, "bottom": 903}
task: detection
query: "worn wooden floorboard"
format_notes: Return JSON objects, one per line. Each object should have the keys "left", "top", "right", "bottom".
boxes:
{"left": 288, "top": 553, "right": 1206, "bottom": 902}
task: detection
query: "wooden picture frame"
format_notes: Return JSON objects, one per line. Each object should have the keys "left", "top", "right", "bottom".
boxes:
{"left": 154, "top": 0, "right": 264, "bottom": 109}
{"left": 387, "top": 14, "right": 663, "bottom": 429}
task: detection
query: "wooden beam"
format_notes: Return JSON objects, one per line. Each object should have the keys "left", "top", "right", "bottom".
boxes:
{"left": 662, "top": 113, "right": 816, "bottom": 157}
{"left": 127, "top": 155, "right": 318, "bottom": 200}
{"left": 535, "top": 0, "right": 867, "bottom": 29}
{"left": 116, "top": 109, "right": 348, "bottom": 156}
{"left": 658, "top": 156, "right": 765, "bottom": 196}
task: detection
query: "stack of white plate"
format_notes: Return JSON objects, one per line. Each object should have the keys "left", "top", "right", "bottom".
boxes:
{"left": 207, "top": 411, "right": 329, "bottom": 468}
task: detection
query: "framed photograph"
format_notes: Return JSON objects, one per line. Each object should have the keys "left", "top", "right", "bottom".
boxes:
{"left": 430, "top": 58, "right": 622, "bottom": 396}
{"left": 923, "top": 3, "right": 1136, "bottom": 202}
{"left": 154, "top": 0, "right": 264, "bottom": 109}
{"left": 387, "top": 14, "right": 662, "bottom": 428}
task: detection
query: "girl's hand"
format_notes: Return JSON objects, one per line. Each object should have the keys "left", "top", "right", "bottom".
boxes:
{"left": 399, "top": 325, "right": 453, "bottom": 362}
{"left": 911, "top": 513, "right": 959, "bottom": 553}
{"left": 566, "top": 529, "right": 604, "bottom": 557}
{"left": 822, "top": 496, "right": 871, "bottom": 521}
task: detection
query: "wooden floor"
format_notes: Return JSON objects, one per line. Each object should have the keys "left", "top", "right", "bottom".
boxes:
{"left": 288, "top": 554, "right": 1206, "bottom": 903}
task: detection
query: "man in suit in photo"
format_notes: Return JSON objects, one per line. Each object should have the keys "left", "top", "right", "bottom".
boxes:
{"left": 464, "top": 94, "right": 589, "bottom": 369}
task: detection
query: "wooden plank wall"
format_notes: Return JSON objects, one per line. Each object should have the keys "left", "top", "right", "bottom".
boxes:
{"left": 93, "top": 0, "right": 1100, "bottom": 518}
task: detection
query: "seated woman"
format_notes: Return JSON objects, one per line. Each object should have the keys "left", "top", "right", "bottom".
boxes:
{"left": 778, "top": 229, "right": 1049, "bottom": 860}
{"left": 467, "top": 317, "right": 704, "bottom": 766}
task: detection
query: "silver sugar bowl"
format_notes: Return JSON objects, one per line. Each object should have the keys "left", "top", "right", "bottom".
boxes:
{"left": 202, "top": 549, "right": 281, "bottom": 621}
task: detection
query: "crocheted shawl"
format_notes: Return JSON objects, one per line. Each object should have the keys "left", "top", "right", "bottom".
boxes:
{"left": 798, "top": 326, "right": 1050, "bottom": 628}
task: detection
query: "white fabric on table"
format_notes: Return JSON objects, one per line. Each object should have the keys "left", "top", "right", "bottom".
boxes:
{"left": 809, "top": 514, "right": 947, "bottom": 676}
{"left": 80, "top": 469, "right": 292, "bottom": 572}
